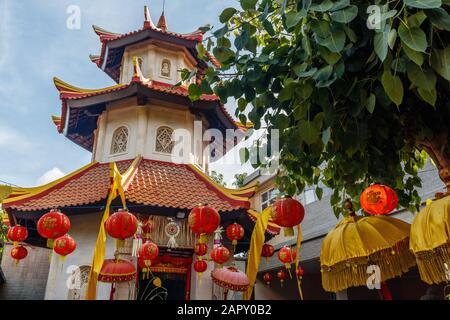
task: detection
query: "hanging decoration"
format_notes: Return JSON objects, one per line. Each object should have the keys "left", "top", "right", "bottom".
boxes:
{"left": 261, "top": 244, "right": 275, "bottom": 264}
{"left": 10, "top": 245, "right": 28, "bottom": 265}
{"left": 226, "top": 223, "right": 244, "bottom": 250}
{"left": 105, "top": 208, "right": 138, "bottom": 248}
{"left": 194, "top": 259, "right": 208, "bottom": 277}
{"left": 410, "top": 192, "right": 450, "bottom": 284}
{"left": 138, "top": 241, "right": 159, "bottom": 275}
{"left": 214, "top": 227, "right": 224, "bottom": 247}
{"left": 278, "top": 246, "right": 296, "bottom": 277}
{"left": 37, "top": 209, "right": 71, "bottom": 248}
{"left": 360, "top": 184, "right": 398, "bottom": 215}
{"left": 320, "top": 199, "right": 415, "bottom": 293}
{"left": 263, "top": 272, "right": 272, "bottom": 285}
{"left": 272, "top": 196, "right": 305, "bottom": 237}
{"left": 211, "top": 266, "right": 250, "bottom": 300}
{"left": 132, "top": 221, "right": 143, "bottom": 258}
{"left": 211, "top": 245, "right": 230, "bottom": 266}
{"left": 98, "top": 258, "right": 136, "bottom": 283}
{"left": 53, "top": 234, "right": 76, "bottom": 261}
{"left": 7, "top": 225, "right": 28, "bottom": 246}
{"left": 141, "top": 216, "right": 155, "bottom": 239}
{"left": 188, "top": 204, "right": 220, "bottom": 244}
{"left": 194, "top": 243, "right": 208, "bottom": 260}
{"left": 165, "top": 220, "right": 180, "bottom": 249}
{"left": 295, "top": 266, "right": 304, "bottom": 280}
{"left": 277, "top": 270, "right": 286, "bottom": 287}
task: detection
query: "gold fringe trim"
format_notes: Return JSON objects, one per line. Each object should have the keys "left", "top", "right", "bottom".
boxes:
{"left": 321, "top": 238, "right": 416, "bottom": 292}
{"left": 414, "top": 243, "right": 450, "bottom": 285}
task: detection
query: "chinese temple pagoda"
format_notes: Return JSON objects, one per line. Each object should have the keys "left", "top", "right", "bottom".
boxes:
{"left": 0, "top": 6, "right": 279, "bottom": 300}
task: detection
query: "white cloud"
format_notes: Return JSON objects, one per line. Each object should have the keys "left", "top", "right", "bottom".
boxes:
{"left": 36, "top": 167, "right": 66, "bottom": 185}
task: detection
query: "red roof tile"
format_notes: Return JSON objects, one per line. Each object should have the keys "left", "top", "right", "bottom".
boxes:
{"left": 4, "top": 159, "right": 251, "bottom": 213}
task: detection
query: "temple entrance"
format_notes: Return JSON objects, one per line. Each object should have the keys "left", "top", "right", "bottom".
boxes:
{"left": 137, "top": 272, "right": 187, "bottom": 300}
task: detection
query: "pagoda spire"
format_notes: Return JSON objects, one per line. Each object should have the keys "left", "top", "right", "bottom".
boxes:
{"left": 157, "top": 1, "right": 167, "bottom": 31}
{"left": 143, "top": 5, "right": 156, "bottom": 29}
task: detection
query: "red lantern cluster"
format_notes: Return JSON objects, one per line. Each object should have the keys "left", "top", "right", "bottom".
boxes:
{"left": 37, "top": 209, "right": 71, "bottom": 248}
{"left": 360, "top": 184, "right": 398, "bottom": 215}
{"left": 194, "top": 243, "right": 208, "bottom": 260}
{"left": 188, "top": 204, "right": 220, "bottom": 243}
{"left": 277, "top": 270, "right": 286, "bottom": 287}
{"left": 272, "top": 197, "right": 305, "bottom": 237}
{"left": 105, "top": 208, "right": 138, "bottom": 247}
{"left": 278, "top": 246, "right": 296, "bottom": 270}
{"left": 226, "top": 223, "right": 244, "bottom": 247}
{"left": 261, "top": 244, "right": 275, "bottom": 264}
{"left": 263, "top": 272, "right": 272, "bottom": 285}
{"left": 54, "top": 234, "right": 77, "bottom": 259}
{"left": 211, "top": 245, "right": 230, "bottom": 266}
{"left": 7, "top": 225, "right": 28, "bottom": 246}
{"left": 10, "top": 246, "right": 28, "bottom": 264}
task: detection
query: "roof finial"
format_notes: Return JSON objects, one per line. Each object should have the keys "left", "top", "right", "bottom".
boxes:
{"left": 143, "top": 5, "right": 156, "bottom": 29}
{"left": 157, "top": 0, "right": 167, "bottom": 31}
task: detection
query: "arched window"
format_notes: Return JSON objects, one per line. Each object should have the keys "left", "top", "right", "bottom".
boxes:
{"left": 67, "top": 265, "right": 91, "bottom": 300}
{"left": 110, "top": 126, "right": 129, "bottom": 155}
{"left": 155, "top": 126, "right": 174, "bottom": 154}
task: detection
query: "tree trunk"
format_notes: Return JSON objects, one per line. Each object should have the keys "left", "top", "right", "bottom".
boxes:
{"left": 417, "top": 129, "right": 450, "bottom": 192}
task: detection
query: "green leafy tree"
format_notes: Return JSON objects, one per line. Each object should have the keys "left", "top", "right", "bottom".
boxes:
{"left": 210, "top": 171, "right": 227, "bottom": 186}
{"left": 187, "top": 0, "right": 450, "bottom": 217}
{"left": 0, "top": 210, "right": 8, "bottom": 259}
{"left": 233, "top": 173, "right": 249, "bottom": 188}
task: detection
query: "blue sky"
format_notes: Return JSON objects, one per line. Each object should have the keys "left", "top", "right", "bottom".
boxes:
{"left": 0, "top": 0, "right": 250, "bottom": 187}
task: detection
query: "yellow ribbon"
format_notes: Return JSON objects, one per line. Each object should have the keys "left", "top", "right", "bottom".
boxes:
{"left": 295, "top": 224, "right": 303, "bottom": 300}
{"left": 85, "top": 156, "right": 141, "bottom": 300}
{"left": 244, "top": 207, "right": 272, "bottom": 300}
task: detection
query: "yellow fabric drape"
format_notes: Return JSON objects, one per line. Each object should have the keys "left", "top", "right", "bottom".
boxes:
{"left": 294, "top": 224, "right": 303, "bottom": 300}
{"left": 85, "top": 156, "right": 141, "bottom": 300}
{"left": 86, "top": 162, "right": 127, "bottom": 300}
{"left": 244, "top": 207, "right": 272, "bottom": 300}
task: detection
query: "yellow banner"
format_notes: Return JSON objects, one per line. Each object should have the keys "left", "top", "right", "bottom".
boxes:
{"left": 244, "top": 207, "right": 272, "bottom": 300}
{"left": 295, "top": 224, "right": 303, "bottom": 300}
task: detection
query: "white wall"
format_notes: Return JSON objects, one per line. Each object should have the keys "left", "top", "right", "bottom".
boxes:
{"left": 120, "top": 41, "right": 196, "bottom": 85}
{"left": 44, "top": 212, "right": 117, "bottom": 300}
{"left": 93, "top": 98, "right": 206, "bottom": 168}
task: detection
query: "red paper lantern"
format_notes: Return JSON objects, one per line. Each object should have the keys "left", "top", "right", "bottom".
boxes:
{"left": 263, "top": 272, "right": 272, "bottom": 285}
{"left": 10, "top": 245, "right": 28, "bottom": 264}
{"left": 138, "top": 241, "right": 159, "bottom": 268}
{"left": 278, "top": 246, "right": 296, "bottom": 270}
{"left": 360, "top": 184, "right": 398, "bottom": 215}
{"left": 226, "top": 223, "right": 244, "bottom": 246}
{"left": 272, "top": 197, "right": 305, "bottom": 236}
{"left": 194, "top": 259, "right": 208, "bottom": 274}
{"left": 7, "top": 225, "right": 28, "bottom": 246}
{"left": 277, "top": 270, "right": 286, "bottom": 287}
{"left": 37, "top": 209, "right": 71, "bottom": 248}
{"left": 54, "top": 234, "right": 76, "bottom": 259}
{"left": 141, "top": 217, "right": 155, "bottom": 238}
{"left": 296, "top": 266, "right": 304, "bottom": 279}
{"left": 194, "top": 243, "right": 208, "bottom": 259}
{"left": 261, "top": 244, "right": 275, "bottom": 264}
{"left": 211, "top": 245, "right": 230, "bottom": 265}
{"left": 188, "top": 204, "right": 220, "bottom": 243}
{"left": 105, "top": 209, "right": 138, "bottom": 247}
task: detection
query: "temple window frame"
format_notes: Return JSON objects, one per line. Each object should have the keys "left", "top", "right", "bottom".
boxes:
{"left": 110, "top": 125, "right": 129, "bottom": 156}
{"left": 154, "top": 126, "right": 174, "bottom": 155}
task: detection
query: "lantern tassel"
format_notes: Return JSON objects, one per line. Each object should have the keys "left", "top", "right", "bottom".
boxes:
{"left": 284, "top": 227, "right": 294, "bottom": 237}
{"left": 47, "top": 239, "right": 55, "bottom": 249}
{"left": 116, "top": 239, "right": 125, "bottom": 249}
{"left": 200, "top": 233, "right": 208, "bottom": 244}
